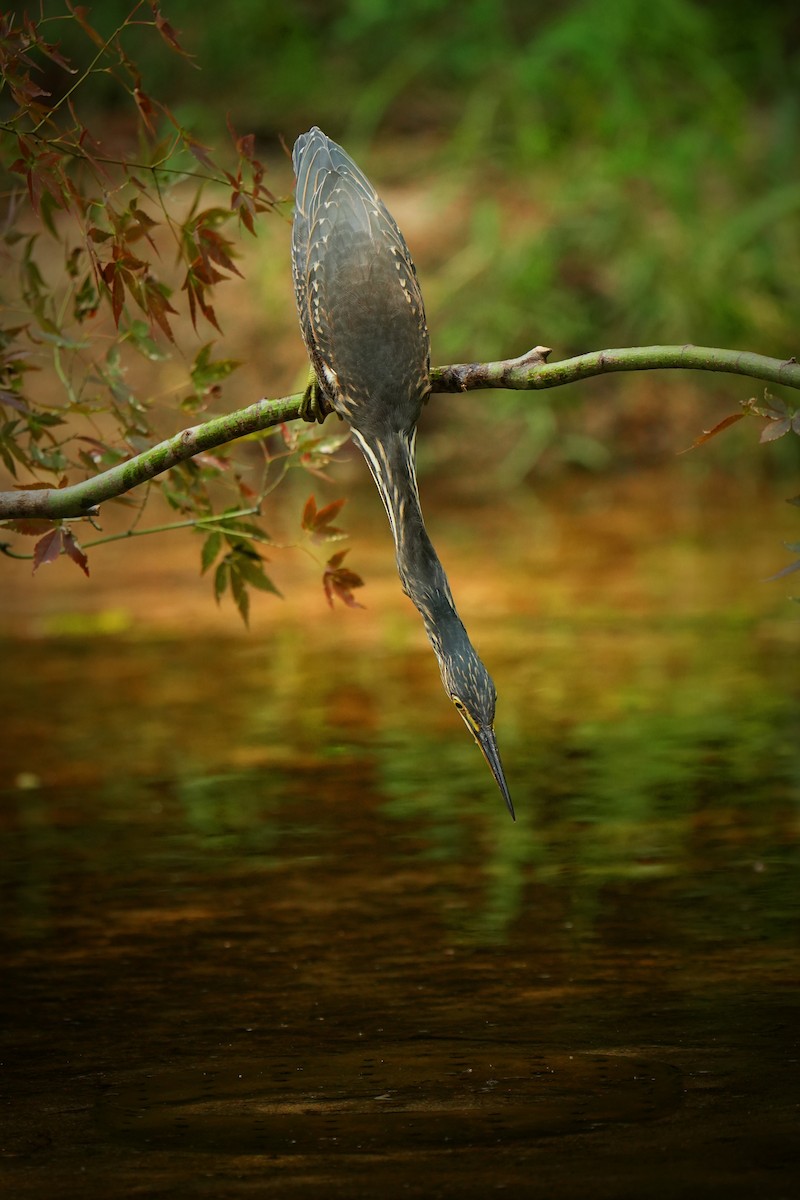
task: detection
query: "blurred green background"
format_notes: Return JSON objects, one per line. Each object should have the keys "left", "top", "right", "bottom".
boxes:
{"left": 42, "top": 0, "right": 799, "bottom": 350}
{"left": 24, "top": 0, "right": 798, "bottom": 483}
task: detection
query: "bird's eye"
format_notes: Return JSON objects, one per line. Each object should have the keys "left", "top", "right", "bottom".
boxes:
{"left": 451, "top": 696, "right": 480, "bottom": 737}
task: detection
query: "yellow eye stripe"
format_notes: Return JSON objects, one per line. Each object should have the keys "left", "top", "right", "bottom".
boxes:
{"left": 451, "top": 696, "right": 480, "bottom": 735}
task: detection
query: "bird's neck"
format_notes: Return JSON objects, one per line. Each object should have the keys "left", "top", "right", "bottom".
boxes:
{"left": 350, "top": 427, "right": 464, "bottom": 641}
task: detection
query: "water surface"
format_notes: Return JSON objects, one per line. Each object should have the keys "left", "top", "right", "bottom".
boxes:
{"left": 1, "top": 474, "right": 799, "bottom": 1196}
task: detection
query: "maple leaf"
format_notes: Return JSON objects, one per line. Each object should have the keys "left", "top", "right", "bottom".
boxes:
{"left": 152, "top": 7, "right": 196, "bottom": 63}
{"left": 323, "top": 550, "right": 365, "bottom": 609}
{"left": 31, "top": 526, "right": 90, "bottom": 576}
{"left": 5, "top": 518, "right": 55, "bottom": 536}
{"left": 741, "top": 391, "right": 800, "bottom": 443}
{"left": 62, "top": 529, "right": 89, "bottom": 576}
{"left": 301, "top": 495, "right": 347, "bottom": 541}
{"left": 32, "top": 527, "right": 62, "bottom": 570}
{"left": 133, "top": 85, "right": 157, "bottom": 134}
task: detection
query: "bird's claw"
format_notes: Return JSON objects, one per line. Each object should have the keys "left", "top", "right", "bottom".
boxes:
{"left": 299, "top": 373, "right": 330, "bottom": 424}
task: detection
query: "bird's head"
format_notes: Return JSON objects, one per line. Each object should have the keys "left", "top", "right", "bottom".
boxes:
{"left": 436, "top": 630, "right": 515, "bottom": 820}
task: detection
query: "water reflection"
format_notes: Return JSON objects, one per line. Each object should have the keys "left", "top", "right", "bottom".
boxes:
{"left": 0, "top": 609, "right": 798, "bottom": 1194}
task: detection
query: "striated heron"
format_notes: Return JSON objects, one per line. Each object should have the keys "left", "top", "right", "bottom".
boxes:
{"left": 291, "top": 127, "right": 514, "bottom": 819}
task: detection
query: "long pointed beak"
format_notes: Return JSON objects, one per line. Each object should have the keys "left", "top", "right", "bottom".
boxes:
{"left": 476, "top": 726, "right": 515, "bottom": 821}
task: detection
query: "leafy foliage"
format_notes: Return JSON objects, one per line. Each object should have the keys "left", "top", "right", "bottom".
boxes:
{"left": 744, "top": 394, "right": 800, "bottom": 444}
{"left": 0, "top": 3, "right": 360, "bottom": 618}
{"left": 87, "top": 1, "right": 800, "bottom": 372}
{"left": 684, "top": 390, "right": 800, "bottom": 451}
{"left": 32, "top": 524, "right": 89, "bottom": 576}
{"left": 204, "top": 515, "right": 281, "bottom": 627}
{"left": 3, "top": 508, "right": 89, "bottom": 575}
{"left": 0, "top": 2, "right": 797, "bottom": 615}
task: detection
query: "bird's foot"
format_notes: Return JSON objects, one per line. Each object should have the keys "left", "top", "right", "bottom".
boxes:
{"left": 299, "top": 372, "right": 331, "bottom": 424}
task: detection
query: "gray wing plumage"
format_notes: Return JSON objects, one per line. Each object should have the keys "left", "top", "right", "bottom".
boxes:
{"left": 291, "top": 127, "right": 430, "bottom": 434}
{"left": 290, "top": 130, "right": 513, "bottom": 818}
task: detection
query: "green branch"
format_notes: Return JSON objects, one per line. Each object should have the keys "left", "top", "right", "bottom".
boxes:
{"left": 0, "top": 506, "right": 265, "bottom": 561}
{"left": 431, "top": 344, "right": 800, "bottom": 392}
{"left": 1, "top": 344, "right": 797, "bottom": 522}
{"left": 0, "top": 393, "right": 302, "bottom": 520}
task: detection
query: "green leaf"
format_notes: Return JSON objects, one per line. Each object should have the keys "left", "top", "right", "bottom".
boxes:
{"left": 74, "top": 274, "right": 99, "bottom": 322}
{"left": 200, "top": 530, "right": 222, "bottom": 573}
{"left": 29, "top": 443, "right": 68, "bottom": 471}
{"left": 40, "top": 191, "right": 61, "bottom": 239}
{"left": 234, "top": 551, "right": 281, "bottom": 596}
{"left": 218, "top": 512, "right": 269, "bottom": 544}
{"left": 213, "top": 560, "right": 229, "bottom": 604}
{"left": 124, "top": 319, "right": 169, "bottom": 361}
{"left": 0, "top": 444, "right": 18, "bottom": 475}
{"left": 190, "top": 343, "right": 241, "bottom": 392}
{"left": 230, "top": 567, "right": 250, "bottom": 626}
{"left": 28, "top": 410, "right": 66, "bottom": 431}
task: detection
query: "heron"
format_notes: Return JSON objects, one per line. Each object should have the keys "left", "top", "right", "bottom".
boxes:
{"left": 291, "top": 127, "right": 514, "bottom": 819}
